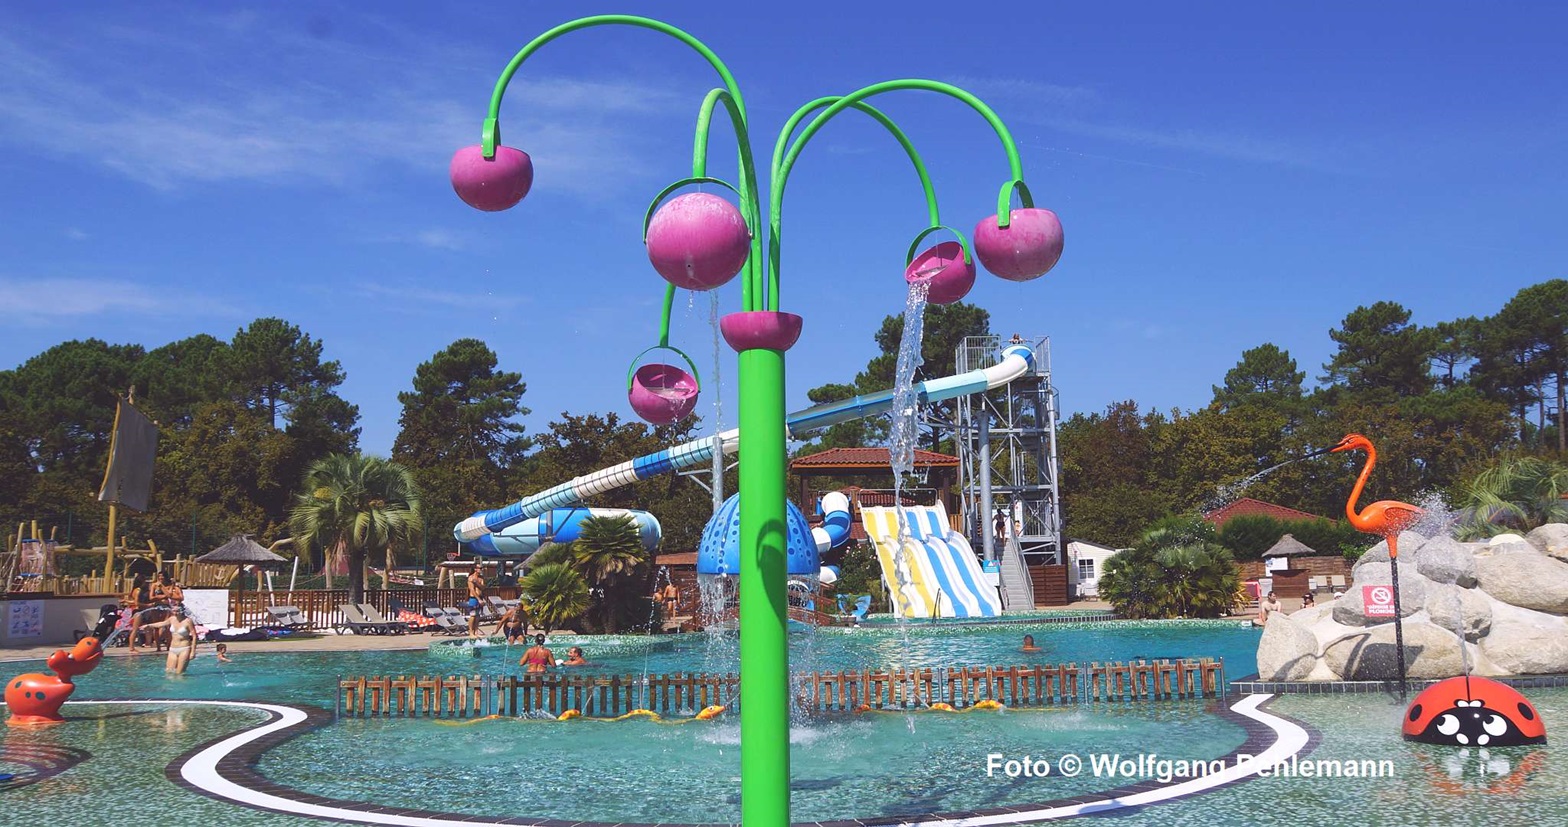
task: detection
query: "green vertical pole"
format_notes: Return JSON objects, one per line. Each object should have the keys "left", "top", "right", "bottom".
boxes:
{"left": 737, "top": 345, "right": 789, "bottom": 826}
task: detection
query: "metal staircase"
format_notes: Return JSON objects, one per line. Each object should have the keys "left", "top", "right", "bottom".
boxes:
{"left": 998, "top": 533, "right": 1036, "bottom": 611}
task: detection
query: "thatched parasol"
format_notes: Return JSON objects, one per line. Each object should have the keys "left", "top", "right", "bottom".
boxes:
{"left": 1261, "top": 533, "right": 1318, "bottom": 559}
{"left": 195, "top": 535, "right": 288, "bottom": 625}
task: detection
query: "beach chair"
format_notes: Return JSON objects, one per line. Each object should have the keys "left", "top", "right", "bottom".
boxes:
{"left": 424, "top": 606, "right": 468, "bottom": 635}
{"left": 1329, "top": 575, "right": 1347, "bottom": 595}
{"left": 335, "top": 603, "right": 384, "bottom": 635}
{"left": 485, "top": 596, "right": 510, "bottom": 620}
{"left": 357, "top": 603, "right": 409, "bottom": 634}
{"left": 266, "top": 605, "right": 311, "bottom": 630}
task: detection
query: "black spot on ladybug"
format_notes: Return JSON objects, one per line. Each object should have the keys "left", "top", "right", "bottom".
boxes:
{"left": 1519, "top": 703, "right": 1535, "bottom": 721}
{"left": 1408, "top": 704, "right": 1422, "bottom": 722}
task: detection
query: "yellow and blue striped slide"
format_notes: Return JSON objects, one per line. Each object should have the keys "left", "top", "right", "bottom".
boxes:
{"left": 861, "top": 504, "right": 1001, "bottom": 618}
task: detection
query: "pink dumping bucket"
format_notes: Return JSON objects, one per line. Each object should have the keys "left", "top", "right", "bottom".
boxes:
{"left": 905, "top": 240, "right": 976, "bottom": 305}
{"left": 645, "top": 192, "right": 751, "bottom": 291}
{"left": 973, "top": 207, "right": 1064, "bottom": 282}
{"left": 449, "top": 145, "right": 534, "bottom": 212}
{"left": 627, "top": 346, "right": 701, "bottom": 425}
{"left": 720, "top": 311, "right": 803, "bottom": 352}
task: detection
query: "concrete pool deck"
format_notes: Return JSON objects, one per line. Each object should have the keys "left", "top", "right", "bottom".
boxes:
{"left": 0, "top": 629, "right": 548, "bottom": 664}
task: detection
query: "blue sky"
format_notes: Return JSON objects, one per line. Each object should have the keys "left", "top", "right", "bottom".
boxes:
{"left": 2, "top": 2, "right": 1565, "bottom": 457}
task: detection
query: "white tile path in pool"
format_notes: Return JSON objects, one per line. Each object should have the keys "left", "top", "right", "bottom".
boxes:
{"left": 53, "top": 695, "right": 1309, "bottom": 826}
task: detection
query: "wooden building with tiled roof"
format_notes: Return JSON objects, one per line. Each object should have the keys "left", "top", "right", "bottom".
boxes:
{"left": 1202, "top": 497, "right": 1323, "bottom": 528}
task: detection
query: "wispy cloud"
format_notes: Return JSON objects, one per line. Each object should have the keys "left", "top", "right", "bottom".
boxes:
{"left": 1044, "top": 116, "right": 1318, "bottom": 168}
{"left": 352, "top": 282, "right": 529, "bottom": 312}
{"left": 0, "top": 277, "right": 232, "bottom": 318}
{"left": 364, "top": 228, "right": 474, "bottom": 252}
{"left": 951, "top": 74, "right": 1322, "bottom": 169}
{"left": 0, "top": 15, "right": 680, "bottom": 197}
{"left": 945, "top": 75, "right": 1101, "bottom": 109}
{"left": 63, "top": 227, "right": 90, "bottom": 241}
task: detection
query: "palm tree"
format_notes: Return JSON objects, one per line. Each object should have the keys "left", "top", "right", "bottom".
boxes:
{"left": 1098, "top": 517, "right": 1239, "bottom": 619}
{"left": 288, "top": 453, "right": 422, "bottom": 604}
{"left": 1456, "top": 456, "right": 1568, "bottom": 539}
{"left": 522, "top": 562, "right": 589, "bottom": 634}
{"left": 569, "top": 514, "right": 650, "bottom": 632}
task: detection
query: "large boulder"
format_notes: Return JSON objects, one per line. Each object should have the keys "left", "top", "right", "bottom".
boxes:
{"left": 1473, "top": 547, "right": 1568, "bottom": 614}
{"left": 1526, "top": 523, "right": 1568, "bottom": 562}
{"left": 1479, "top": 601, "right": 1568, "bottom": 675}
{"left": 1423, "top": 581, "right": 1492, "bottom": 641}
{"left": 1333, "top": 560, "right": 1430, "bottom": 626}
{"left": 1322, "top": 617, "right": 1465, "bottom": 680}
{"left": 1415, "top": 535, "right": 1478, "bottom": 587}
{"left": 1257, "top": 613, "right": 1319, "bottom": 681}
{"left": 1353, "top": 530, "right": 1430, "bottom": 572}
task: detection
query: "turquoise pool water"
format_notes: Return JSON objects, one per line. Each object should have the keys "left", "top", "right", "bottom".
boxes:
{"left": 5, "top": 622, "right": 1565, "bottom": 825}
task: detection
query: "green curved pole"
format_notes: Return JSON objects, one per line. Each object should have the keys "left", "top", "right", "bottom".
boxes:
{"left": 481, "top": 14, "right": 764, "bottom": 313}
{"left": 477, "top": 18, "right": 790, "bottom": 827}
{"left": 663, "top": 92, "right": 943, "bottom": 338}
{"left": 769, "top": 97, "right": 940, "bottom": 228}
{"left": 768, "top": 78, "right": 1028, "bottom": 309}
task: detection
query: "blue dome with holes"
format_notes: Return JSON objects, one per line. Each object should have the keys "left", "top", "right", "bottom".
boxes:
{"left": 697, "top": 492, "right": 820, "bottom": 576}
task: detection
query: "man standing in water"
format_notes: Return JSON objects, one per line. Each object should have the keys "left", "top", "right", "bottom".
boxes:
{"left": 466, "top": 564, "right": 487, "bottom": 638}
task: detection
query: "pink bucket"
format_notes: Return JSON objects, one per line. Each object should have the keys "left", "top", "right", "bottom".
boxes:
{"left": 645, "top": 192, "right": 751, "bottom": 291}
{"left": 973, "top": 207, "right": 1063, "bottom": 282}
{"left": 449, "top": 145, "right": 533, "bottom": 212}
{"left": 905, "top": 240, "right": 976, "bottom": 305}
{"left": 628, "top": 346, "right": 701, "bottom": 426}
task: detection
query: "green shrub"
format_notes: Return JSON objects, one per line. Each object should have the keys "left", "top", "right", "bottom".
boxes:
{"left": 1217, "top": 514, "right": 1284, "bottom": 559}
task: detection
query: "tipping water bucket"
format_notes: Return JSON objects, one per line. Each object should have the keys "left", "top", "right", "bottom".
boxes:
{"left": 903, "top": 226, "right": 976, "bottom": 305}
{"left": 627, "top": 346, "right": 701, "bottom": 425}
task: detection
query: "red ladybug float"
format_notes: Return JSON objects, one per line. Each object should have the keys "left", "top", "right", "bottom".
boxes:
{"left": 1404, "top": 676, "right": 1546, "bottom": 747}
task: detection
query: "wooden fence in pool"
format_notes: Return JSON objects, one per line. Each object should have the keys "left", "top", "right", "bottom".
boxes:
{"left": 335, "top": 659, "right": 1225, "bottom": 719}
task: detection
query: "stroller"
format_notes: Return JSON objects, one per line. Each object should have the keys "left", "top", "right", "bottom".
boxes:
{"left": 76, "top": 603, "right": 124, "bottom": 644}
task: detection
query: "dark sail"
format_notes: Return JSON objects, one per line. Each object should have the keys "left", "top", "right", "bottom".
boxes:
{"left": 97, "top": 399, "right": 159, "bottom": 512}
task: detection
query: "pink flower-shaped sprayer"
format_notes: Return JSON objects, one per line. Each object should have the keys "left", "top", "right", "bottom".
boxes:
{"left": 973, "top": 208, "right": 1063, "bottom": 281}
{"left": 904, "top": 241, "right": 976, "bottom": 305}
{"left": 450, "top": 145, "right": 534, "bottom": 212}
{"left": 646, "top": 193, "right": 751, "bottom": 291}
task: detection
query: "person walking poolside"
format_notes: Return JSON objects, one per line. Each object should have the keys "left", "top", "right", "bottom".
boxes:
{"left": 1254, "top": 592, "right": 1282, "bottom": 627}
{"left": 466, "top": 565, "right": 487, "bottom": 638}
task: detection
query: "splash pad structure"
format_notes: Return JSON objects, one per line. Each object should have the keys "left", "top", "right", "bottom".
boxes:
{"left": 449, "top": 15, "right": 1061, "bottom": 825}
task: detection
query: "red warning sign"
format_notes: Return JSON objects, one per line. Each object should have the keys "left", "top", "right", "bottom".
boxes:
{"left": 1364, "top": 585, "right": 1396, "bottom": 618}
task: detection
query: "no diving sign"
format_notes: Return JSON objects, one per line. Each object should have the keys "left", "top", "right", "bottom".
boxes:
{"left": 1364, "top": 585, "right": 1396, "bottom": 618}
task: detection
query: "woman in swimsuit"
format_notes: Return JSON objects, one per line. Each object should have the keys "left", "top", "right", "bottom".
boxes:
{"left": 520, "top": 634, "right": 554, "bottom": 673}
{"left": 143, "top": 607, "right": 198, "bottom": 674}
{"left": 126, "top": 574, "right": 154, "bottom": 653}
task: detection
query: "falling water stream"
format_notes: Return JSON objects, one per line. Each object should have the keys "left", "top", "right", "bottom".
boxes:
{"left": 887, "top": 280, "right": 932, "bottom": 727}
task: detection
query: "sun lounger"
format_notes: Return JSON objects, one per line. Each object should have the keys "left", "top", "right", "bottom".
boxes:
{"left": 266, "top": 605, "right": 311, "bottom": 630}
{"left": 425, "top": 606, "right": 469, "bottom": 635}
{"left": 335, "top": 603, "right": 395, "bottom": 635}
{"left": 485, "top": 596, "right": 510, "bottom": 619}
{"left": 357, "top": 603, "right": 410, "bottom": 634}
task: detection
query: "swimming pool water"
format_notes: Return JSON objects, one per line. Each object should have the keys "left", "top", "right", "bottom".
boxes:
{"left": 6, "top": 622, "right": 1564, "bottom": 825}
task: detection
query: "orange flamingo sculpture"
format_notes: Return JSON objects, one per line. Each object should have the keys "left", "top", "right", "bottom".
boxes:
{"left": 1329, "top": 433, "right": 1424, "bottom": 558}
{"left": 1325, "top": 432, "right": 1423, "bottom": 696}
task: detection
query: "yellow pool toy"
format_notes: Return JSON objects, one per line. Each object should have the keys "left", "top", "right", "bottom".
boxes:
{"left": 928, "top": 702, "right": 956, "bottom": 712}
{"left": 695, "top": 705, "right": 726, "bottom": 720}
{"left": 612, "top": 709, "right": 661, "bottom": 722}
{"left": 970, "top": 699, "right": 1004, "bottom": 711}
{"left": 557, "top": 709, "right": 582, "bottom": 720}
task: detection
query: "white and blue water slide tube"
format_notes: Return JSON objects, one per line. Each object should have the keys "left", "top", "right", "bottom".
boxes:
{"left": 454, "top": 344, "right": 1035, "bottom": 557}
